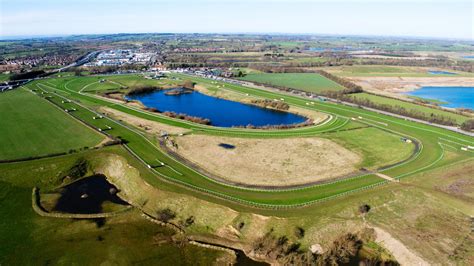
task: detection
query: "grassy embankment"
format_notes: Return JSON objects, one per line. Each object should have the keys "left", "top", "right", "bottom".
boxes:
{"left": 0, "top": 146, "right": 228, "bottom": 265}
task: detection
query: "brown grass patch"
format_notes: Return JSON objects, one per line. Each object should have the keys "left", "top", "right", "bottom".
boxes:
{"left": 99, "top": 107, "right": 189, "bottom": 135}
{"left": 174, "top": 135, "right": 361, "bottom": 187}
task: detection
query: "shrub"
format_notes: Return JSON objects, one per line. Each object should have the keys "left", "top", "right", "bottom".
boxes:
{"left": 126, "top": 86, "right": 160, "bottom": 95}
{"left": 319, "top": 233, "right": 362, "bottom": 265}
{"left": 250, "top": 99, "right": 290, "bottom": 110}
{"left": 182, "top": 80, "right": 195, "bottom": 89}
{"left": 184, "top": 216, "right": 195, "bottom": 227}
{"left": 359, "top": 204, "right": 371, "bottom": 214}
{"left": 294, "top": 227, "right": 305, "bottom": 239}
{"left": 66, "top": 158, "right": 89, "bottom": 179}
{"left": 461, "top": 119, "right": 474, "bottom": 131}
{"left": 157, "top": 208, "right": 176, "bottom": 222}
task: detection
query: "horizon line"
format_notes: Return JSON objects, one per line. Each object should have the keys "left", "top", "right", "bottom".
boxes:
{"left": 1, "top": 31, "right": 473, "bottom": 42}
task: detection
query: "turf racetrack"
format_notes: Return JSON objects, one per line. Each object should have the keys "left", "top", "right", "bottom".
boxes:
{"left": 21, "top": 74, "right": 474, "bottom": 208}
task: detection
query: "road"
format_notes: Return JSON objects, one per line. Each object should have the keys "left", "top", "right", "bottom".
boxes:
{"left": 56, "top": 51, "right": 100, "bottom": 72}
{"left": 1, "top": 51, "right": 100, "bottom": 92}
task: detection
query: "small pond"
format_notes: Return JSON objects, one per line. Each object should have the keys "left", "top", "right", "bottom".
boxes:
{"left": 428, "top": 70, "right": 456, "bottom": 75}
{"left": 219, "top": 143, "right": 236, "bottom": 149}
{"left": 405, "top": 86, "right": 474, "bottom": 109}
{"left": 126, "top": 89, "right": 307, "bottom": 127}
{"left": 54, "top": 175, "right": 128, "bottom": 214}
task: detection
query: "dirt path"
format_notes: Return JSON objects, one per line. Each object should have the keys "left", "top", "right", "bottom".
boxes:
{"left": 373, "top": 227, "right": 429, "bottom": 266}
{"left": 375, "top": 173, "right": 399, "bottom": 183}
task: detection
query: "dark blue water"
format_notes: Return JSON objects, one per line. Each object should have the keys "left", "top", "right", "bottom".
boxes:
{"left": 126, "top": 90, "right": 307, "bottom": 127}
{"left": 406, "top": 86, "right": 474, "bottom": 109}
{"left": 428, "top": 70, "right": 456, "bottom": 75}
{"left": 219, "top": 143, "right": 236, "bottom": 149}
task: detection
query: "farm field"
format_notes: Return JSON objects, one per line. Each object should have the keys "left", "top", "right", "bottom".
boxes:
{"left": 350, "top": 92, "right": 471, "bottom": 124}
{"left": 0, "top": 88, "right": 104, "bottom": 161}
{"left": 238, "top": 73, "right": 345, "bottom": 93}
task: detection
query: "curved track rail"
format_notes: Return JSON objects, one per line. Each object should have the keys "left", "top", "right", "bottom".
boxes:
{"left": 25, "top": 75, "right": 473, "bottom": 209}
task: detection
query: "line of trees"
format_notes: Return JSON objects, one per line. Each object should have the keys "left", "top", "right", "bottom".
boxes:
{"left": 126, "top": 86, "right": 161, "bottom": 95}
{"left": 314, "top": 70, "right": 363, "bottom": 94}
{"left": 232, "top": 119, "right": 313, "bottom": 130}
{"left": 250, "top": 99, "right": 290, "bottom": 110}
{"left": 9, "top": 70, "right": 46, "bottom": 81}
{"left": 164, "top": 51, "right": 473, "bottom": 73}
{"left": 162, "top": 111, "right": 211, "bottom": 125}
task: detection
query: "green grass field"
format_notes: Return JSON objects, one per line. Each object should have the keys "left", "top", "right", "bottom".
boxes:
{"left": 105, "top": 75, "right": 171, "bottom": 88}
{"left": 350, "top": 93, "right": 470, "bottom": 124}
{"left": 72, "top": 75, "right": 179, "bottom": 94}
{"left": 325, "top": 126, "right": 415, "bottom": 169}
{"left": 238, "top": 73, "right": 345, "bottom": 93}
{"left": 0, "top": 73, "right": 10, "bottom": 82}
{"left": 0, "top": 89, "right": 104, "bottom": 160}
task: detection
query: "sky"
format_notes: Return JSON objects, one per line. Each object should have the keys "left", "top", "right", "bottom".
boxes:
{"left": 1, "top": 0, "right": 473, "bottom": 40}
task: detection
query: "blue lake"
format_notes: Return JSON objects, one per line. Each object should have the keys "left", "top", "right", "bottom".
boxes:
{"left": 126, "top": 89, "right": 308, "bottom": 127}
{"left": 406, "top": 86, "right": 474, "bottom": 109}
{"left": 428, "top": 70, "right": 456, "bottom": 75}
{"left": 428, "top": 70, "right": 457, "bottom": 75}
